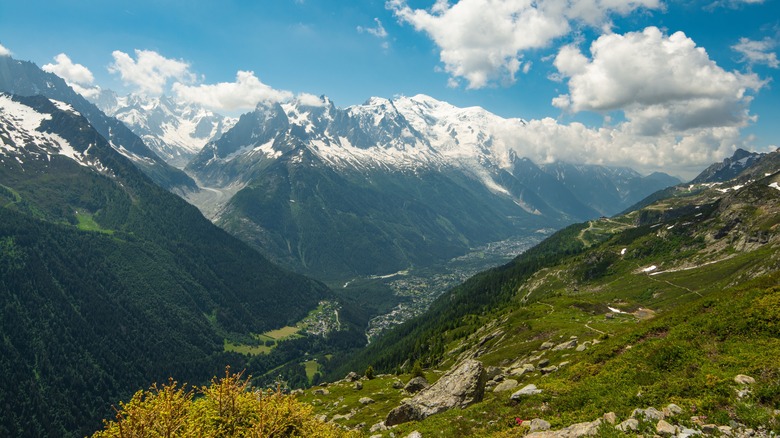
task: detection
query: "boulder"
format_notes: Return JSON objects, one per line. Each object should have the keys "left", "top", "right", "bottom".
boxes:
{"left": 616, "top": 418, "right": 638, "bottom": 432}
{"left": 510, "top": 384, "right": 542, "bottom": 400}
{"left": 369, "top": 421, "right": 387, "bottom": 433}
{"left": 540, "top": 365, "right": 559, "bottom": 375}
{"left": 557, "top": 419, "right": 601, "bottom": 437}
{"left": 353, "top": 381, "right": 363, "bottom": 390}
{"left": 632, "top": 407, "right": 664, "bottom": 421}
{"left": 312, "top": 388, "right": 329, "bottom": 396}
{"left": 540, "top": 341, "right": 555, "bottom": 350}
{"left": 485, "top": 366, "right": 503, "bottom": 380}
{"left": 553, "top": 339, "right": 578, "bottom": 351}
{"left": 538, "top": 358, "right": 551, "bottom": 368}
{"left": 656, "top": 419, "right": 676, "bottom": 436}
{"left": 734, "top": 374, "right": 756, "bottom": 385}
{"left": 602, "top": 412, "right": 617, "bottom": 425}
{"left": 404, "top": 376, "right": 429, "bottom": 394}
{"left": 405, "top": 432, "right": 423, "bottom": 438}
{"left": 344, "top": 371, "right": 360, "bottom": 382}
{"left": 493, "top": 379, "right": 518, "bottom": 392}
{"left": 385, "top": 359, "right": 486, "bottom": 426}
{"left": 529, "top": 418, "right": 551, "bottom": 432}
{"left": 663, "top": 403, "right": 682, "bottom": 417}
{"left": 359, "top": 397, "right": 375, "bottom": 405}
{"left": 392, "top": 379, "right": 404, "bottom": 389}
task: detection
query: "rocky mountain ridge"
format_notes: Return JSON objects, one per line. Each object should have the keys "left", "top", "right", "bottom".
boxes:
{"left": 183, "top": 94, "right": 679, "bottom": 280}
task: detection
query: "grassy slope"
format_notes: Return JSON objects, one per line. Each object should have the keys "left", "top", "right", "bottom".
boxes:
{"left": 310, "top": 175, "right": 780, "bottom": 436}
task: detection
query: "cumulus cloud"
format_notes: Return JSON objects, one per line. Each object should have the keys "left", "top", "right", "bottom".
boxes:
{"left": 496, "top": 118, "right": 744, "bottom": 179}
{"left": 732, "top": 37, "right": 779, "bottom": 68}
{"left": 296, "top": 93, "right": 328, "bottom": 107}
{"left": 553, "top": 27, "right": 764, "bottom": 135}
{"left": 109, "top": 49, "right": 194, "bottom": 95}
{"left": 0, "top": 43, "right": 11, "bottom": 57}
{"left": 172, "top": 71, "right": 294, "bottom": 112}
{"left": 386, "top": 0, "right": 661, "bottom": 88}
{"left": 42, "top": 53, "right": 101, "bottom": 99}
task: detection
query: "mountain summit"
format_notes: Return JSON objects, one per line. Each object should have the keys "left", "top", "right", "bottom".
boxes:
{"left": 185, "top": 94, "right": 679, "bottom": 280}
{"left": 91, "top": 91, "right": 236, "bottom": 168}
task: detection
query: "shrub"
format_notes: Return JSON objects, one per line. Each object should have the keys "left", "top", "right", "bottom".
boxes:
{"left": 92, "top": 368, "right": 356, "bottom": 438}
{"left": 365, "top": 365, "right": 375, "bottom": 380}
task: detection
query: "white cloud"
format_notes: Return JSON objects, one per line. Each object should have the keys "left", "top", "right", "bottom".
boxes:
{"left": 0, "top": 43, "right": 11, "bottom": 57}
{"left": 42, "top": 53, "right": 101, "bottom": 99}
{"left": 493, "top": 117, "right": 745, "bottom": 180}
{"left": 707, "top": 0, "right": 764, "bottom": 9}
{"left": 172, "top": 71, "right": 294, "bottom": 112}
{"left": 109, "top": 49, "right": 194, "bottom": 95}
{"left": 553, "top": 27, "right": 764, "bottom": 135}
{"left": 296, "top": 93, "right": 328, "bottom": 107}
{"left": 732, "top": 37, "right": 779, "bottom": 68}
{"left": 358, "top": 18, "right": 388, "bottom": 39}
{"left": 42, "top": 54, "right": 94, "bottom": 85}
{"left": 358, "top": 18, "right": 390, "bottom": 49}
{"left": 386, "top": 0, "right": 661, "bottom": 89}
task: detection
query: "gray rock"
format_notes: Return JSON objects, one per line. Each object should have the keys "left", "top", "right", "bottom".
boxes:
{"left": 370, "top": 421, "right": 387, "bottom": 432}
{"left": 603, "top": 412, "right": 617, "bottom": 424}
{"left": 404, "top": 376, "right": 429, "bottom": 394}
{"left": 315, "top": 414, "right": 327, "bottom": 422}
{"left": 392, "top": 379, "right": 404, "bottom": 389}
{"left": 369, "top": 435, "right": 383, "bottom": 438}
{"left": 331, "top": 412, "right": 352, "bottom": 422}
{"left": 701, "top": 424, "right": 719, "bottom": 434}
{"left": 485, "top": 366, "right": 503, "bottom": 380}
{"left": 734, "top": 374, "right": 756, "bottom": 385}
{"left": 678, "top": 427, "right": 702, "bottom": 437}
{"left": 616, "top": 418, "right": 639, "bottom": 432}
{"left": 312, "top": 388, "right": 329, "bottom": 396}
{"left": 560, "top": 419, "right": 601, "bottom": 437}
{"left": 529, "top": 418, "right": 551, "bottom": 432}
{"left": 510, "top": 384, "right": 542, "bottom": 400}
{"left": 540, "top": 341, "right": 555, "bottom": 350}
{"left": 493, "top": 379, "right": 518, "bottom": 392}
{"left": 656, "top": 419, "right": 676, "bottom": 436}
{"left": 632, "top": 407, "right": 664, "bottom": 421}
{"left": 540, "top": 365, "right": 559, "bottom": 374}
{"left": 385, "top": 359, "right": 486, "bottom": 426}
{"left": 538, "top": 358, "right": 551, "bottom": 368}
{"left": 718, "top": 425, "right": 733, "bottom": 436}
{"left": 664, "top": 403, "right": 682, "bottom": 417}
{"left": 553, "top": 339, "right": 578, "bottom": 351}
{"left": 359, "top": 397, "right": 375, "bottom": 405}
{"left": 354, "top": 381, "right": 363, "bottom": 390}
{"left": 345, "top": 371, "right": 360, "bottom": 382}
{"left": 405, "top": 432, "right": 422, "bottom": 438}
{"left": 575, "top": 343, "right": 588, "bottom": 352}
{"left": 511, "top": 363, "right": 535, "bottom": 376}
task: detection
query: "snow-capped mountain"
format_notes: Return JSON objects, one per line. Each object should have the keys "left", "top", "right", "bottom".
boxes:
{"left": 0, "top": 56, "right": 196, "bottom": 191}
{"left": 185, "top": 94, "right": 678, "bottom": 280}
{"left": 0, "top": 93, "right": 109, "bottom": 172}
{"left": 92, "top": 91, "right": 236, "bottom": 168}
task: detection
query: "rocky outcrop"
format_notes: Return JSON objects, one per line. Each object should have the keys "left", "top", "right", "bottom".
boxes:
{"left": 404, "top": 376, "right": 429, "bottom": 394}
{"left": 385, "top": 359, "right": 486, "bottom": 426}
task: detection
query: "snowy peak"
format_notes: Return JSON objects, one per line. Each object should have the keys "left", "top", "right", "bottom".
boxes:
{"left": 0, "top": 93, "right": 107, "bottom": 172}
{"left": 91, "top": 91, "right": 236, "bottom": 168}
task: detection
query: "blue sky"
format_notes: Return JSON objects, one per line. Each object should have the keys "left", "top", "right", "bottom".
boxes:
{"left": 1, "top": 0, "right": 778, "bottom": 177}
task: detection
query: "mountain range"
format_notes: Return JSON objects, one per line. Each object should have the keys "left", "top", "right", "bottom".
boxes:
{"left": 183, "top": 94, "right": 680, "bottom": 280}
{"left": 91, "top": 91, "right": 236, "bottom": 169}
{"left": 0, "top": 56, "right": 196, "bottom": 192}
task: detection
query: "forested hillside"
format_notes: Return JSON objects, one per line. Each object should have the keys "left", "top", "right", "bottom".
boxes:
{"left": 0, "top": 94, "right": 328, "bottom": 436}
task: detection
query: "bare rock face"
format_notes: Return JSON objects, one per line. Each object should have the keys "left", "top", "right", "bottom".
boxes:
{"left": 385, "top": 359, "right": 486, "bottom": 426}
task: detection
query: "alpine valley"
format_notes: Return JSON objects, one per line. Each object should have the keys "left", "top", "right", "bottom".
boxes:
{"left": 181, "top": 94, "right": 680, "bottom": 282}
